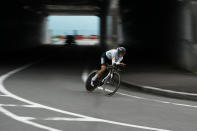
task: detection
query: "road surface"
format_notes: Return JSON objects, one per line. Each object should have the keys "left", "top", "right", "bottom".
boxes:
{"left": 0, "top": 46, "right": 197, "bottom": 131}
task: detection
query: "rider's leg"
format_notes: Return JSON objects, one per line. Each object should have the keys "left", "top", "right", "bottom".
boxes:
{"left": 92, "top": 65, "right": 106, "bottom": 81}
{"left": 91, "top": 65, "right": 106, "bottom": 86}
{"left": 91, "top": 53, "right": 108, "bottom": 86}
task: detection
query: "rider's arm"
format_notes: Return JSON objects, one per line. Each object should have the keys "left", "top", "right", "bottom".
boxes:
{"left": 116, "top": 60, "right": 121, "bottom": 65}
{"left": 116, "top": 57, "right": 123, "bottom": 65}
{"left": 112, "top": 57, "right": 116, "bottom": 65}
{"left": 112, "top": 57, "right": 123, "bottom": 65}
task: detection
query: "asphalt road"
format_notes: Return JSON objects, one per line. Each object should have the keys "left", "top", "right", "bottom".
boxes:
{"left": 0, "top": 46, "right": 197, "bottom": 131}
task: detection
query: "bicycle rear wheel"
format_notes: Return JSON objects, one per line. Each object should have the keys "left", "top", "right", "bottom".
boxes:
{"left": 85, "top": 70, "right": 97, "bottom": 92}
{"left": 103, "top": 72, "right": 120, "bottom": 96}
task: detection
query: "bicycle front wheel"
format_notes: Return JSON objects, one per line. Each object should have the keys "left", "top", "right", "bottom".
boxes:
{"left": 103, "top": 72, "right": 120, "bottom": 96}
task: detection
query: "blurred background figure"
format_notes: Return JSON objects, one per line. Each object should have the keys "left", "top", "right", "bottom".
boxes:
{"left": 65, "top": 35, "right": 76, "bottom": 45}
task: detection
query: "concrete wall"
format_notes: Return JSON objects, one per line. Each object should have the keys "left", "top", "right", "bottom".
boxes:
{"left": 105, "top": 0, "right": 122, "bottom": 49}
{"left": 119, "top": 0, "right": 178, "bottom": 64}
{"left": 173, "top": 0, "right": 197, "bottom": 71}
{"left": 119, "top": 0, "right": 197, "bottom": 71}
{"left": 192, "top": 1, "right": 197, "bottom": 43}
{"left": 42, "top": 17, "right": 52, "bottom": 44}
{"left": 0, "top": 2, "right": 48, "bottom": 54}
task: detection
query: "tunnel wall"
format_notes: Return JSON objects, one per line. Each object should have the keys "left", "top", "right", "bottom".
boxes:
{"left": 119, "top": 0, "right": 197, "bottom": 71}
{"left": 119, "top": 0, "right": 178, "bottom": 64}
{"left": 106, "top": 9, "right": 120, "bottom": 48}
{"left": 192, "top": 1, "right": 197, "bottom": 43}
{"left": 105, "top": 0, "right": 122, "bottom": 49}
{"left": 173, "top": 0, "right": 197, "bottom": 71}
{"left": 0, "top": 2, "right": 47, "bottom": 54}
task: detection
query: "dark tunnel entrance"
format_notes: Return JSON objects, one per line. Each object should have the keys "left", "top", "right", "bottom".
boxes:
{"left": 1, "top": 0, "right": 197, "bottom": 71}
{"left": 119, "top": 0, "right": 185, "bottom": 65}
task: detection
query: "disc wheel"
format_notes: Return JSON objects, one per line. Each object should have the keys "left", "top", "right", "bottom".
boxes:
{"left": 85, "top": 70, "right": 98, "bottom": 92}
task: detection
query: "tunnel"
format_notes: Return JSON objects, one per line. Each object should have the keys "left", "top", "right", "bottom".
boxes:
{"left": 2, "top": 0, "right": 197, "bottom": 71}
{"left": 119, "top": 0, "right": 197, "bottom": 71}
{"left": 119, "top": 0, "right": 179, "bottom": 63}
{"left": 119, "top": 0, "right": 196, "bottom": 67}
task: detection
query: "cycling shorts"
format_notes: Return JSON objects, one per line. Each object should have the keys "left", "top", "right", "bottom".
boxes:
{"left": 101, "top": 53, "right": 111, "bottom": 66}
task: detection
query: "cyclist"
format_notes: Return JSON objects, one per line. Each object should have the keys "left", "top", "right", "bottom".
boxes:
{"left": 91, "top": 47, "right": 126, "bottom": 86}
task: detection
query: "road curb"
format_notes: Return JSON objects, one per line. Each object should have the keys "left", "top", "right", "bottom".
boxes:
{"left": 120, "top": 80, "right": 197, "bottom": 101}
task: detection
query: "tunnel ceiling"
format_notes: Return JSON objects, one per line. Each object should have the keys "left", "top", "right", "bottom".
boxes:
{"left": 17, "top": 0, "right": 107, "bottom": 15}
{"left": 46, "top": 5, "right": 100, "bottom": 15}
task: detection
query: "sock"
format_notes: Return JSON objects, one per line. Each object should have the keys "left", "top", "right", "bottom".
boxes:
{"left": 92, "top": 74, "right": 98, "bottom": 81}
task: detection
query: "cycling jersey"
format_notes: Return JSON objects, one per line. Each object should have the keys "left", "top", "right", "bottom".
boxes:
{"left": 101, "top": 49, "right": 123, "bottom": 65}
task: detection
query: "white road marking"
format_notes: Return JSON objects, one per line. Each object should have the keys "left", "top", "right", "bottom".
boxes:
{"left": 44, "top": 117, "right": 101, "bottom": 121}
{"left": 124, "top": 81, "right": 197, "bottom": 96}
{"left": 0, "top": 104, "right": 19, "bottom": 107}
{"left": 116, "top": 91, "right": 197, "bottom": 108}
{"left": 0, "top": 106, "right": 60, "bottom": 131}
{"left": 0, "top": 94, "right": 10, "bottom": 97}
{"left": 43, "top": 117, "right": 173, "bottom": 131}
{"left": 82, "top": 70, "right": 197, "bottom": 109}
{"left": 22, "top": 105, "right": 41, "bottom": 108}
{"left": 0, "top": 63, "right": 172, "bottom": 131}
{"left": 20, "top": 116, "right": 36, "bottom": 120}
{"left": 0, "top": 104, "right": 41, "bottom": 108}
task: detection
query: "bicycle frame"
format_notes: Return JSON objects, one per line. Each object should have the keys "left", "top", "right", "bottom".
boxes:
{"left": 101, "top": 65, "right": 117, "bottom": 83}
{"left": 102, "top": 70, "right": 112, "bottom": 83}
